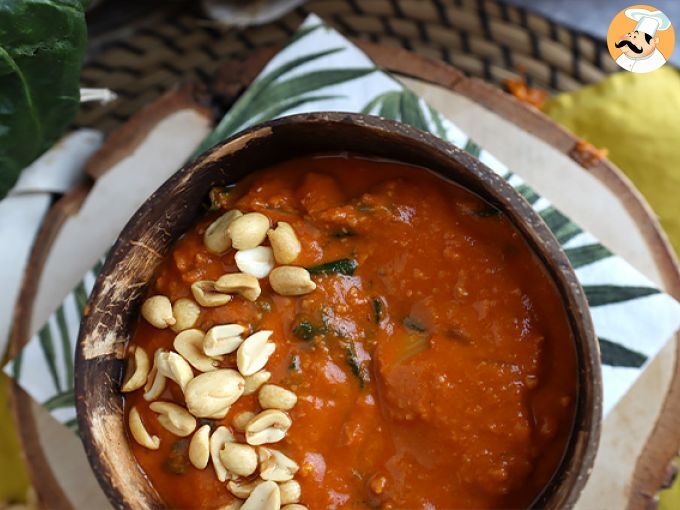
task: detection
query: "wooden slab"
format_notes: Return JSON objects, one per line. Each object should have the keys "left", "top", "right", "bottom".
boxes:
{"left": 8, "top": 45, "right": 679, "bottom": 510}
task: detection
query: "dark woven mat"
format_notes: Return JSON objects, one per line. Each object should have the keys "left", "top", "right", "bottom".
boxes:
{"left": 77, "top": 0, "right": 618, "bottom": 134}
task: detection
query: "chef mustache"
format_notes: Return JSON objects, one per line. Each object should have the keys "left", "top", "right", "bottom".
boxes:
{"left": 615, "top": 39, "right": 644, "bottom": 54}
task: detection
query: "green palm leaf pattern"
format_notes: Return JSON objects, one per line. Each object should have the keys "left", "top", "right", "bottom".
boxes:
{"left": 463, "top": 139, "right": 482, "bottom": 158}
{"left": 515, "top": 183, "right": 540, "bottom": 205}
{"left": 56, "top": 307, "right": 74, "bottom": 389}
{"left": 565, "top": 244, "right": 613, "bottom": 269}
{"left": 427, "top": 104, "right": 448, "bottom": 139}
{"left": 251, "top": 94, "right": 344, "bottom": 126}
{"left": 584, "top": 285, "right": 660, "bottom": 307}
{"left": 43, "top": 390, "right": 75, "bottom": 411}
{"left": 38, "top": 324, "right": 62, "bottom": 393}
{"left": 539, "top": 206, "right": 583, "bottom": 245}
{"left": 598, "top": 337, "right": 647, "bottom": 368}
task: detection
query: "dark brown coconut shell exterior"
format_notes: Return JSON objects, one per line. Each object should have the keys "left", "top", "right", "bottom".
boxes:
{"left": 75, "top": 112, "right": 602, "bottom": 510}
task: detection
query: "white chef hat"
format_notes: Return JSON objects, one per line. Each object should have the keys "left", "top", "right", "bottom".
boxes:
{"left": 625, "top": 8, "right": 672, "bottom": 37}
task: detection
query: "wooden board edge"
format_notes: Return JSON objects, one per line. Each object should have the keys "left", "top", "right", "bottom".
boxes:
{"left": 85, "top": 82, "right": 213, "bottom": 180}
{"left": 8, "top": 184, "right": 91, "bottom": 510}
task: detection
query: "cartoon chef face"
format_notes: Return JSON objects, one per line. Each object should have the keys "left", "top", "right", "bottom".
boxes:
{"left": 615, "top": 30, "right": 659, "bottom": 58}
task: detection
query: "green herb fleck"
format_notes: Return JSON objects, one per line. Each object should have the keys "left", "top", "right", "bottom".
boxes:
{"left": 163, "top": 439, "right": 189, "bottom": 475}
{"left": 332, "top": 228, "right": 357, "bottom": 238}
{"left": 403, "top": 317, "right": 427, "bottom": 333}
{"left": 293, "top": 321, "right": 315, "bottom": 341}
{"left": 308, "top": 258, "right": 358, "bottom": 276}
{"left": 346, "top": 342, "right": 369, "bottom": 388}
{"left": 373, "top": 298, "right": 383, "bottom": 324}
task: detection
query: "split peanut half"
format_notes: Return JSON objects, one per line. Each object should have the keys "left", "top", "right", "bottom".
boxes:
{"left": 143, "top": 349, "right": 168, "bottom": 401}
{"left": 228, "top": 212, "right": 270, "bottom": 250}
{"left": 189, "top": 424, "right": 211, "bottom": 469}
{"left": 268, "top": 267, "right": 316, "bottom": 296}
{"left": 204, "top": 324, "right": 246, "bottom": 357}
{"left": 210, "top": 426, "right": 235, "bottom": 482}
{"left": 235, "top": 246, "right": 275, "bottom": 279}
{"left": 258, "top": 447, "right": 299, "bottom": 482}
{"left": 245, "top": 409, "right": 292, "bottom": 445}
{"left": 241, "top": 480, "right": 280, "bottom": 510}
{"left": 237, "top": 331, "right": 275, "bottom": 376}
{"left": 149, "top": 402, "right": 196, "bottom": 437}
{"left": 215, "top": 273, "right": 261, "bottom": 302}
{"left": 278, "top": 480, "right": 301, "bottom": 505}
{"left": 233, "top": 411, "right": 256, "bottom": 432}
{"left": 185, "top": 369, "right": 245, "bottom": 418}
{"left": 129, "top": 406, "right": 160, "bottom": 450}
{"left": 258, "top": 384, "right": 297, "bottom": 411}
{"left": 171, "top": 298, "right": 201, "bottom": 333}
{"left": 157, "top": 351, "right": 194, "bottom": 392}
{"left": 191, "top": 280, "right": 232, "bottom": 307}
{"left": 281, "top": 505, "right": 308, "bottom": 510}
{"left": 141, "top": 295, "right": 176, "bottom": 329}
{"left": 220, "top": 443, "right": 258, "bottom": 477}
{"left": 204, "top": 210, "right": 243, "bottom": 254}
{"left": 174, "top": 329, "right": 220, "bottom": 372}
{"left": 243, "top": 371, "right": 272, "bottom": 395}
{"left": 121, "top": 345, "right": 149, "bottom": 393}
{"left": 267, "top": 222, "right": 301, "bottom": 265}
{"left": 228, "top": 479, "right": 263, "bottom": 499}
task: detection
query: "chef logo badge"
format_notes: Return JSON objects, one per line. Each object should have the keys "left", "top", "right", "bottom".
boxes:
{"left": 607, "top": 5, "right": 674, "bottom": 73}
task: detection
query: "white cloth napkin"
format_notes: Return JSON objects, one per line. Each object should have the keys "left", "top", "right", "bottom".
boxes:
{"left": 0, "top": 130, "right": 102, "bottom": 355}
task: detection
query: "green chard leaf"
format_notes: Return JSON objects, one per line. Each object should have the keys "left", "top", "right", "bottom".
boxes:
{"left": 307, "top": 258, "right": 358, "bottom": 276}
{"left": 0, "top": 0, "right": 87, "bottom": 198}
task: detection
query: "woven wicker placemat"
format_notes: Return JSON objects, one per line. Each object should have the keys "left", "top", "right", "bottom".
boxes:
{"left": 77, "top": 0, "right": 618, "bottom": 135}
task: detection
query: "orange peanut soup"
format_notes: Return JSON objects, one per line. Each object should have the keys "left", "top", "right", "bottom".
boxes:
{"left": 124, "top": 155, "right": 577, "bottom": 509}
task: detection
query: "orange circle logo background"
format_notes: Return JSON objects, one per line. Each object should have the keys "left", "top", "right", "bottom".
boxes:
{"left": 607, "top": 4, "right": 675, "bottom": 65}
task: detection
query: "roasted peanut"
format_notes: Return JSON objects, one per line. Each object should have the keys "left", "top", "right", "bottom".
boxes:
{"left": 237, "top": 331, "right": 275, "bottom": 376}
{"left": 258, "top": 385, "right": 297, "bottom": 411}
{"left": 204, "top": 210, "right": 243, "bottom": 254}
{"left": 267, "top": 222, "right": 301, "bottom": 265}
{"left": 149, "top": 402, "right": 196, "bottom": 437}
{"left": 171, "top": 298, "right": 201, "bottom": 333}
{"left": 258, "top": 448, "right": 299, "bottom": 482}
{"left": 141, "top": 295, "right": 176, "bottom": 328}
{"left": 268, "top": 267, "right": 316, "bottom": 296}
{"left": 185, "top": 369, "right": 244, "bottom": 418}
{"left": 174, "top": 329, "right": 220, "bottom": 372}
{"left": 245, "top": 410, "right": 292, "bottom": 445}
{"left": 143, "top": 349, "right": 168, "bottom": 401}
{"left": 278, "top": 480, "right": 301, "bottom": 505}
{"left": 210, "top": 426, "right": 235, "bottom": 482}
{"left": 243, "top": 371, "right": 272, "bottom": 395}
{"left": 121, "top": 345, "right": 149, "bottom": 392}
{"left": 233, "top": 411, "right": 256, "bottom": 432}
{"left": 204, "top": 324, "right": 246, "bottom": 356}
{"left": 228, "top": 212, "right": 270, "bottom": 250}
{"left": 215, "top": 273, "right": 261, "bottom": 302}
{"left": 191, "top": 280, "right": 232, "bottom": 307}
{"left": 220, "top": 443, "right": 258, "bottom": 477}
{"left": 235, "top": 246, "right": 275, "bottom": 279}
{"left": 129, "top": 406, "right": 160, "bottom": 450}
{"left": 157, "top": 351, "right": 194, "bottom": 391}
{"left": 228, "top": 479, "right": 263, "bottom": 499}
{"left": 241, "top": 481, "right": 280, "bottom": 510}
{"left": 189, "top": 424, "right": 211, "bottom": 469}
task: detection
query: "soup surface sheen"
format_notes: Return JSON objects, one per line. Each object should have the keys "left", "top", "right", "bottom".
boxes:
{"left": 125, "top": 155, "right": 577, "bottom": 509}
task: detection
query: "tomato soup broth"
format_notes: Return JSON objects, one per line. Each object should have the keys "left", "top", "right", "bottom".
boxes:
{"left": 124, "top": 155, "right": 577, "bottom": 509}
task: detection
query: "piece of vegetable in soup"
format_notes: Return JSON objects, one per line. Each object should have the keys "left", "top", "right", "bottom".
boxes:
{"left": 122, "top": 155, "right": 577, "bottom": 510}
